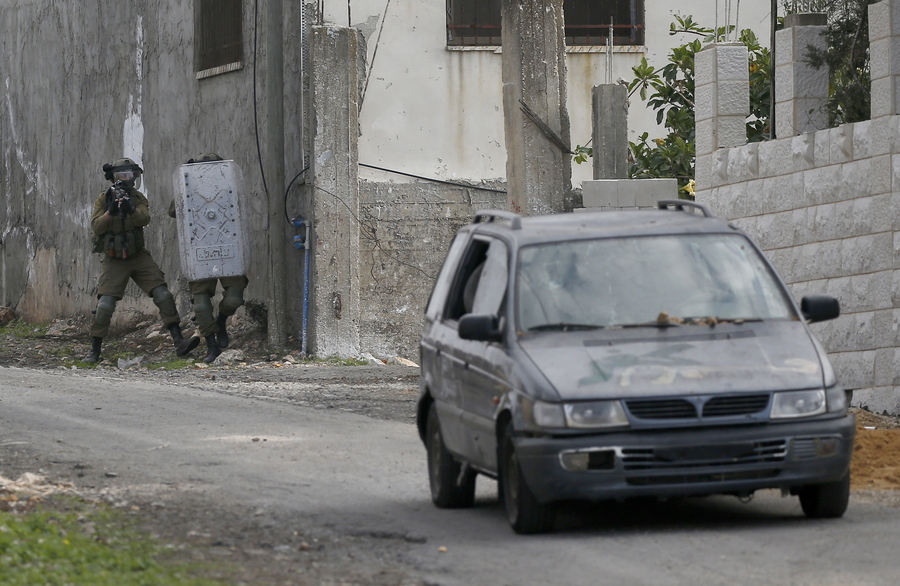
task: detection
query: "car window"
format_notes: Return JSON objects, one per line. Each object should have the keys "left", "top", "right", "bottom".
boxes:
{"left": 425, "top": 233, "right": 468, "bottom": 319}
{"left": 516, "top": 233, "right": 793, "bottom": 331}
{"left": 470, "top": 239, "right": 508, "bottom": 316}
{"left": 443, "top": 237, "right": 509, "bottom": 321}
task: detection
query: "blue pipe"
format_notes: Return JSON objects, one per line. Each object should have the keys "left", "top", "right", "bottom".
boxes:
{"left": 301, "top": 219, "right": 311, "bottom": 355}
{"left": 292, "top": 218, "right": 312, "bottom": 355}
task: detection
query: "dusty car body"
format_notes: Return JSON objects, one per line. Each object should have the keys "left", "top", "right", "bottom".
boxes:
{"left": 417, "top": 202, "right": 855, "bottom": 534}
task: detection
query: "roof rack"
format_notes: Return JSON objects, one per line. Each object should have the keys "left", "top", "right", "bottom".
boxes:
{"left": 474, "top": 209, "right": 522, "bottom": 230}
{"left": 657, "top": 199, "right": 713, "bottom": 218}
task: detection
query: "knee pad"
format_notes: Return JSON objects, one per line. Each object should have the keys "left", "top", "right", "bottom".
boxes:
{"left": 150, "top": 285, "right": 177, "bottom": 318}
{"left": 219, "top": 286, "right": 245, "bottom": 316}
{"left": 192, "top": 292, "right": 216, "bottom": 333}
{"left": 94, "top": 295, "right": 117, "bottom": 327}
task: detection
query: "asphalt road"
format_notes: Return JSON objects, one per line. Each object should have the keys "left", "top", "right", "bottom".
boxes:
{"left": 2, "top": 366, "right": 900, "bottom": 585}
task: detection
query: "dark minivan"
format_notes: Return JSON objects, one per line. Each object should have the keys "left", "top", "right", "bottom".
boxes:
{"left": 417, "top": 202, "right": 855, "bottom": 534}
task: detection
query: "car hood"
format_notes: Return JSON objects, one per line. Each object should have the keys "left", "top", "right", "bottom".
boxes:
{"left": 519, "top": 321, "right": 826, "bottom": 400}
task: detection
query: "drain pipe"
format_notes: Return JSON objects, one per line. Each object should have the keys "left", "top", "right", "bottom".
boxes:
{"left": 292, "top": 217, "right": 312, "bottom": 354}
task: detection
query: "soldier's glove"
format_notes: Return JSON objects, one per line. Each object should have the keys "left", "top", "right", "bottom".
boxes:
{"left": 119, "top": 197, "right": 135, "bottom": 215}
{"left": 106, "top": 195, "right": 119, "bottom": 214}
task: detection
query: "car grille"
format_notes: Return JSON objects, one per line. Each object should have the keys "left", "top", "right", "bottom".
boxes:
{"left": 625, "top": 394, "right": 770, "bottom": 420}
{"left": 626, "top": 469, "right": 781, "bottom": 486}
{"left": 621, "top": 439, "right": 788, "bottom": 470}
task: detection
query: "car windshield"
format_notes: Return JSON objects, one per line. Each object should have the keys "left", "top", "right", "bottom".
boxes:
{"left": 516, "top": 233, "right": 794, "bottom": 331}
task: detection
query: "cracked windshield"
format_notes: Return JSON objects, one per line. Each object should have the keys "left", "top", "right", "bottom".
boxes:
{"left": 517, "top": 234, "right": 794, "bottom": 331}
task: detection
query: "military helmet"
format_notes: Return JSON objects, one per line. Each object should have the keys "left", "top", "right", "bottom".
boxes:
{"left": 102, "top": 157, "right": 144, "bottom": 182}
{"left": 186, "top": 152, "right": 224, "bottom": 164}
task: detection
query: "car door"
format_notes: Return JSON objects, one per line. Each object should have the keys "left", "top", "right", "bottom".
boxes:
{"left": 426, "top": 235, "right": 492, "bottom": 462}
{"left": 457, "top": 238, "right": 511, "bottom": 471}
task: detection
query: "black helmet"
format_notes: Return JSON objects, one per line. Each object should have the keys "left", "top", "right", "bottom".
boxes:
{"left": 186, "top": 152, "right": 224, "bottom": 164}
{"left": 102, "top": 157, "right": 144, "bottom": 182}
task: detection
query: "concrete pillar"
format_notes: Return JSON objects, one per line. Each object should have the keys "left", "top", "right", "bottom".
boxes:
{"left": 869, "top": 0, "right": 900, "bottom": 118}
{"left": 501, "top": 0, "right": 573, "bottom": 215}
{"left": 774, "top": 13, "right": 829, "bottom": 137}
{"left": 591, "top": 84, "right": 629, "bottom": 179}
{"left": 310, "top": 26, "right": 364, "bottom": 357}
{"left": 695, "top": 43, "right": 750, "bottom": 157}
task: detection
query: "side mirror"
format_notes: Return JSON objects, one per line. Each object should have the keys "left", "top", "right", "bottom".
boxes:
{"left": 801, "top": 295, "right": 840, "bottom": 323}
{"left": 458, "top": 314, "right": 503, "bottom": 342}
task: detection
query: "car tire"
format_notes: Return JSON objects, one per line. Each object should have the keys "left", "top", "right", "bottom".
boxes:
{"left": 426, "top": 403, "right": 476, "bottom": 508}
{"left": 500, "top": 421, "right": 555, "bottom": 534}
{"left": 798, "top": 471, "right": 850, "bottom": 519}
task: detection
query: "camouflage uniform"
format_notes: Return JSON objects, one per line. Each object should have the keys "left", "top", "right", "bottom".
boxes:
{"left": 85, "top": 159, "right": 199, "bottom": 363}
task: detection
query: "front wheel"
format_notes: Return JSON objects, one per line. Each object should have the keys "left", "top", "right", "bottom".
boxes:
{"left": 499, "top": 422, "right": 555, "bottom": 534}
{"left": 798, "top": 471, "right": 850, "bottom": 519}
{"left": 426, "top": 403, "right": 476, "bottom": 508}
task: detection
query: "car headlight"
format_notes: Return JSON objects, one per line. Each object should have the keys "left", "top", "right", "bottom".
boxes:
{"left": 564, "top": 400, "right": 629, "bottom": 429}
{"left": 521, "top": 397, "right": 629, "bottom": 430}
{"left": 770, "top": 389, "right": 826, "bottom": 419}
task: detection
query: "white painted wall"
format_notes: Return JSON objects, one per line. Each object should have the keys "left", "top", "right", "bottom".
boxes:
{"left": 319, "top": 0, "right": 770, "bottom": 189}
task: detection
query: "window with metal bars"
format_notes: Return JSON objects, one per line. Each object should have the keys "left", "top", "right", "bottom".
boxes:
{"left": 446, "top": 0, "right": 645, "bottom": 47}
{"left": 195, "top": 0, "right": 243, "bottom": 75}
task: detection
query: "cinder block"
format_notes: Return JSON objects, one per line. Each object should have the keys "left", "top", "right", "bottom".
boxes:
{"left": 694, "top": 47, "right": 716, "bottom": 86}
{"left": 725, "top": 142, "right": 759, "bottom": 182}
{"left": 717, "top": 116, "right": 747, "bottom": 148}
{"left": 774, "top": 64, "right": 795, "bottom": 102}
{"left": 775, "top": 101, "right": 796, "bottom": 138}
{"left": 870, "top": 193, "right": 893, "bottom": 233}
{"left": 763, "top": 174, "right": 795, "bottom": 214}
{"left": 717, "top": 81, "right": 750, "bottom": 117}
{"left": 813, "top": 127, "right": 831, "bottom": 165}
{"left": 715, "top": 44, "right": 749, "bottom": 81}
{"left": 842, "top": 155, "right": 891, "bottom": 199}
{"left": 869, "top": 1, "right": 892, "bottom": 42}
{"left": 804, "top": 165, "right": 841, "bottom": 206}
{"left": 694, "top": 154, "right": 713, "bottom": 190}
{"left": 871, "top": 76, "right": 895, "bottom": 118}
{"left": 774, "top": 27, "right": 794, "bottom": 67}
{"left": 694, "top": 118, "right": 716, "bottom": 156}
{"left": 870, "top": 38, "right": 892, "bottom": 80}
{"left": 828, "top": 125, "right": 854, "bottom": 164}
{"left": 758, "top": 138, "right": 794, "bottom": 178}
{"left": 792, "top": 207, "right": 813, "bottom": 246}
{"left": 792, "top": 133, "right": 815, "bottom": 171}
{"left": 581, "top": 180, "right": 619, "bottom": 208}
{"left": 694, "top": 83, "right": 716, "bottom": 122}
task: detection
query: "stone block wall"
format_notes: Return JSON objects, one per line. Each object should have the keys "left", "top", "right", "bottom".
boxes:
{"left": 695, "top": 6, "right": 900, "bottom": 415}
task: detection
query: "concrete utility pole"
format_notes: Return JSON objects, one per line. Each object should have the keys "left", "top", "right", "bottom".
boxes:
{"left": 267, "top": 0, "right": 288, "bottom": 347}
{"left": 501, "top": 0, "right": 573, "bottom": 215}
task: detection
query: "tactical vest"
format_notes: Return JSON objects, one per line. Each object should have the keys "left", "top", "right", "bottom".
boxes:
{"left": 92, "top": 190, "right": 145, "bottom": 259}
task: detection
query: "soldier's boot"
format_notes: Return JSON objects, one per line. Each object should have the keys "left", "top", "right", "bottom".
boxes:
{"left": 215, "top": 314, "right": 229, "bottom": 349}
{"left": 169, "top": 324, "right": 200, "bottom": 357}
{"left": 204, "top": 334, "right": 221, "bottom": 364}
{"left": 84, "top": 337, "right": 103, "bottom": 363}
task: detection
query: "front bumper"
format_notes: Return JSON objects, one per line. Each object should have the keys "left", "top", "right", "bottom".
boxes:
{"left": 514, "top": 413, "right": 856, "bottom": 504}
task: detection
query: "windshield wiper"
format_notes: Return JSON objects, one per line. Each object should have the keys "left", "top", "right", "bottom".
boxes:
{"left": 528, "top": 323, "right": 604, "bottom": 332}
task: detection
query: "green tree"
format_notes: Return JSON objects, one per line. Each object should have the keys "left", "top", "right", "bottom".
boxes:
{"left": 627, "top": 16, "right": 770, "bottom": 197}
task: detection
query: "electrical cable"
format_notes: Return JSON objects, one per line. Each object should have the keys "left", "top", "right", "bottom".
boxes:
{"left": 253, "top": 0, "right": 268, "bottom": 197}
{"left": 359, "top": 163, "right": 507, "bottom": 193}
{"left": 284, "top": 166, "right": 309, "bottom": 224}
